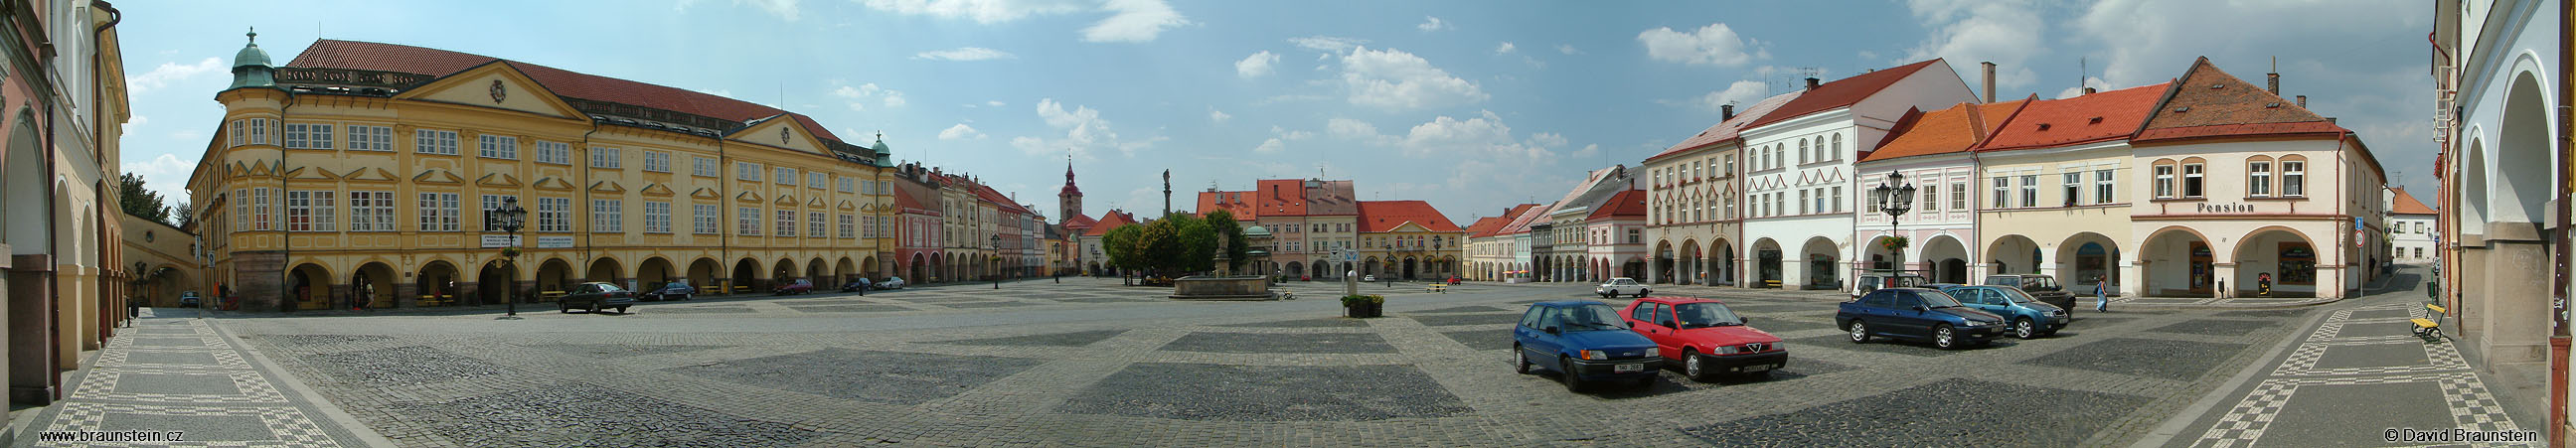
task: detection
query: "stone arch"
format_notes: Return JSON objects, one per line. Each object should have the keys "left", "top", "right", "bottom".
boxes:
{"left": 838, "top": 256, "right": 858, "bottom": 283}
{"left": 287, "top": 262, "right": 334, "bottom": 310}
{"left": 476, "top": 259, "right": 519, "bottom": 305}
{"left": 2232, "top": 225, "right": 2319, "bottom": 298}
{"left": 2055, "top": 232, "right": 2120, "bottom": 293}
{"left": 587, "top": 257, "right": 622, "bottom": 285}
{"left": 1710, "top": 237, "right": 1736, "bottom": 286}
{"left": 1986, "top": 234, "right": 2043, "bottom": 276}
{"left": 536, "top": 257, "right": 574, "bottom": 294}
{"left": 911, "top": 252, "right": 928, "bottom": 282}
{"left": 687, "top": 257, "right": 721, "bottom": 290}
{"left": 2139, "top": 225, "right": 2216, "bottom": 297}
{"left": 415, "top": 260, "right": 463, "bottom": 306}
{"left": 772, "top": 258, "right": 798, "bottom": 284}
{"left": 1799, "top": 236, "right": 1840, "bottom": 290}
{"left": 636, "top": 256, "right": 677, "bottom": 290}
{"left": 1677, "top": 238, "right": 1701, "bottom": 286}
{"left": 732, "top": 257, "right": 761, "bottom": 292}
{"left": 4, "top": 108, "right": 46, "bottom": 255}
{"left": 1861, "top": 232, "right": 1903, "bottom": 275}
{"left": 1751, "top": 237, "right": 1782, "bottom": 288}
{"left": 807, "top": 256, "right": 828, "bottom": 285}
{"left": 1920, "top": 233, "right": 1970, "bottom": 284}
{"left": 2484, "top": 64, "right": 2555, "bottom": 226}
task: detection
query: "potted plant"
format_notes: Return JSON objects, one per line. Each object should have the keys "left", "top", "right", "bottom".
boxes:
{"left": 1341, "top": 294, "right": 1385, "bottom": 318}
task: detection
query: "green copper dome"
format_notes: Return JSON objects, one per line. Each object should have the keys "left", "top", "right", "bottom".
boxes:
{"left": 869, "top": 132, "right": 894, "bottom": 167}
{"left": 1242, "top": 224, "right": 1270, "bottom": 237}
{"left": 227, "top": 28, "right": 275, "bottom": 89}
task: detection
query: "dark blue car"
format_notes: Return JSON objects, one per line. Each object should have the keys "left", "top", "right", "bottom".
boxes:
{"left": 1939, "top": 285, "right": 2069, "bottom": 339}
{"left": 1836, "top": 288, "right": 2008, "bottom": 350}
{"left": 1514, "top": 300, "right": 1663, "bottom": 391}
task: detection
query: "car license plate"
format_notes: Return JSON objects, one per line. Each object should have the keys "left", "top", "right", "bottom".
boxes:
{"left": 1614, "top": 364, "right": 1643, "bottom": 373}
{"left": 1742, "top": 365, "right": 1771, "bottom": 373}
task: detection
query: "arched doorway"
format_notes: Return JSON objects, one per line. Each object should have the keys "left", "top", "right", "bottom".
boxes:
{"left": 637, "top": 257, "right": 675, "bottom": 291}
{"left": 1402, "top": 257, "right": 1417, "bottom": 280}
{"left": 772, "top": 258, "right": 797, "bottom": 286}
{"left": 287, "top": 263, "right": 332, "bottom": 311}
{"left": 477, "top": 259, "right": 519, "bottom": 305}
{"left": 1752, "top": 238, "right": 1782, "bottom": 288}
{"left": 1800, "top": 236, "right": 1840, "bottom": 290}
{"left": 1653, "top": 240, "right": 1675, "bottom": 284}
{"left": 1711, "top": 239, "right": 1735, "bottom": 286}
{"left": 1364, "top": 257, "right": 1380, "bottom": 278}
{"left": 1861, "top": 233, "right": 1902, "bottom": 275}
{"left": 1679, "top": 239, "right": 1701, "bottom": 285}
{"left": 2234, "top": 227, "right": 2318, "bottom": 298}
{"left": 838, "top": 257, "right": 858, "bottom": 284}
{"left": 911, "top": 253, "right": 929, "bottom": 282}
{"left": 2140, "top": 226, "right": 2213, "bottom": 297}
{"left": 2056, "top": 232, "right": 2119, "bottom": 293}
{"left": 929, "top": 252, "right": 944, "bottom": 282}
{"left": 1284, "top": 261, "right": 1304, "bottom": 279}
{"left": 687, "top": 257, "right": 721, "bottom": 290}
{"left": 1622, "top": 256, "right": 1646, "bottom": 280}
{"left": 1920, "top": 234, "right": 1969, "bottom": 284}
{"left": 1986, "top": 234, "right": 2043, "bottom": 276}
{"left": 354, "top": 262, "right": 397, "bottom": 309}
{"left": 587, "top": 257, "right": 622, "bottom": 285}
{"left": 416, "top": 260, "right": 461, "bottom": 306}
{"left": 536, "top": 258, "right": 573, "bottom": 295}
{"left": 731, "top": 258, "right": 761, "bottom": 293}
{"left": 806, "top": 257, "right": 827, "bottom": 286}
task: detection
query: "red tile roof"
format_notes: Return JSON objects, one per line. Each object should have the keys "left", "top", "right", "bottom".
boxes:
{"left": 285, "top": 39, "right": 844, "bottom": 142}
{"left": 1468, "top": 204, "right": 1541, "bottom": 237}
{"left": 1975, "top": 82, "right": 2173, "bottom": 152}
{"left": 1586, "top": 190, "right": 1648, "bottom": 221}
{"left": 2390, "top": 187, "right": 2437, "bottom": 215}
{"left": 1499, "top": 202, "right": 1555, "bottom": 234}
{"left": 1062, "top": 214, "right": 1098, "bottom": 231}
{"left": 1861, "top": 99, "right": 2026, "bottom": 163}
{"left": 1083, "top": 211, "right": 1138, "bottom": 236}
{"left": 894, "top": 185, "right": 937, "bottom": 216}
{"left": 1647, "top": 90, "right": 1805, "bottom": 163}
{"left": 1254, "top": 180, "right": 1309, "bottom": 216}
{"left": 967, "top": 183, "right": 1029, "bottom": 215}
{"left": 2133, "top": 58, "right": 2346, "bottom": 143}
{"left": 1744, "top": 59, "right": 1948, "bottom": 129}
{"left": 1196, "top": 191, "right": 1259, "bottom": 221}
{"left": 1357, "top": 201, "right": 1463, "bottom": 232}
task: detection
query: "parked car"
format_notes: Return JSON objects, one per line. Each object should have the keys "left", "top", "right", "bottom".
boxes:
{"left": 1364, "top": 274, "right": 1376, "bottom": 282}
{"left": 1852, "top": 273, "right": 1929, "bottom": 298}
{"left": 1595, "top": 277, "right": 1650, "bottom": 298}
{"left": 560, "top": 282, "right": 635, "bottom": 314}
{"left": 841, "top": 277, "right": 873, "bottom": 292}
{"left": 638, "top": 281, "right": 694, "bottom": 301}
{"left": 178, "top": 291, "right": 202, "bottom": 307}
{"left": 1983, "top": 274, "right": 2076, "bottom": 310}
{"left": 878, "top": 276, "right": 907, "bottom": 290}
{"left": 1620, "top": 297, "right": 1787, "bottom": 381}
{"left": 773, "top": 278, "right": 814, "bottom": 295}
{"left": 1938, "top": 285, "right": 2069, "bottom": 339}
{"left": 1514, "top": 300, "right": 1662, "bottom": 391}
{"left": 1836, "top": 288, "right": 2007, "bottom": 350}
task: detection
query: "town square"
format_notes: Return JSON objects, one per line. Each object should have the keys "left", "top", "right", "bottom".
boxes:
{"left": 0, "top": 0, "right": 2554, "bottom": 446}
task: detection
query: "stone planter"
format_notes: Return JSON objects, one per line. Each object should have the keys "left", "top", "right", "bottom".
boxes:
{"left": 1169, "top": 276, "right": 1275, "bottom": 301}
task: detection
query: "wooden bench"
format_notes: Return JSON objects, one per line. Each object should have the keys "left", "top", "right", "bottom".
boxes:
{"left": 415, "top": 295, "right": 454, "bottom": 307}
{"left": 730, "top": 285, "right": 751, "bottom": 294}
{"left": 540, "top": 291, "right": 566, "bottom": 302}
{"left": 1424, "top": 283, "right": 1448, "bottom": 293}
{"left": 2413, "top": 303, "right": 2448, "bottom": 343}
{"left": 1762, "top": 279, "right": 1781, "bottom": 289}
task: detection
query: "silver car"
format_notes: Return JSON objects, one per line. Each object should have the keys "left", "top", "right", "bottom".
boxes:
{"left": 1596, "top": 277, "right": 1650, "bottom": 298}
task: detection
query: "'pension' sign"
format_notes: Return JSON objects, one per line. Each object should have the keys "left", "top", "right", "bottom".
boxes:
{"left": 2195, "top": 203, "right": 2257, "bottom": 213}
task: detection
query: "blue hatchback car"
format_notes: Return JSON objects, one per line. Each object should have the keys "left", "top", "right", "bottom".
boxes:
{"left": 1514, "top": 300, "right": 1663, "bottom": 391}
{"left": 1938, "top": 285, "right": 2070, "bottom": 339}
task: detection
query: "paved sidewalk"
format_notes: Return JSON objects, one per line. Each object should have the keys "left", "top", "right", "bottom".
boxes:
{"left": 2140, "top": 268, "right": 2541, "bottom": 447}
{"left": 13, "top": 308, "right": 388, "bottom": 447}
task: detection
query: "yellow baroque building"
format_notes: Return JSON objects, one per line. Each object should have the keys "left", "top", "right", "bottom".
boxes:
{"left": 188, "top": 37, "right": 897, "bottom": 312}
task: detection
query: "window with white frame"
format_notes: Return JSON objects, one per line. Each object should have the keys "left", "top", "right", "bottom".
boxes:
{"left": 776, "top": 167, "right": 796, "bottom": 186}
{"left": 351, "top": 191, "right": 396, "bottom": 231}
{"left": 737, "top": 162, "right": 761, "bottom": 181}
{"left": 644, "top": 201, "right": 671, "bottom": 233}
{"left": 2181, "top": 162, "right": 2205, "bottom": 198}
{"left": 808, "top": 172, "right": 826, "bottom": 189}
{"left": 1922, "top": 184, "right": 1939, "bottom": 214}
{"left": 776, "top": 210, "right": 797, "bottom": 236}
{"left": 2282, "top": 160, "right": 2305, "bottom": 197}
{"left": 1798, "top": 190, "right": 1809, "bottom": 215}
{"left": 283, "top": 122, "right": 332, "bottom": 149}
{"left": 694, "top": 204, "right": 718, "bottom": 234}
{"left": 478, "top": 195, "right": 517, "bottom": 230}
{"left": 738, "top": 207, "right": 760, "bottom": 235}
{"left": 346, "top": 125, "right": 393, "bottom": 151}
{"left": 527, "top": 140, "right": 567, "bottom": 164}
{"left": 248, "top": 187, "right": 272, "bottom": 230}
{"left": 2019, "top": 175, "right": 2039, "bottom": 208}
{"left": 1866, "top": 188, "right": 1882, "bottom": 214}
{"left": 2094, "top": 170, "right": 2115, "bottom": 205}
{"left": 590, "top": 146, "right": 622, "bottom": 168}
{"left": 838, "top": 177, "right": 855, "bottom": 193}
{"left": 415, "top": 129, "right": 459, "bottom": 155}
{"left": 840, "top": 214, "right": 855, "bottom": 238}
{"left": 1832, "top": 187, "right": 1844, "bottom": 213}
{"left": 2247, "top": 160, "right": 2273, "bottom": 197}
{"left": 537, "top": 197, "right": 570, "bottom": 232}
{"left": 1993, "top": 177, "right": 2010, "bottom": 208}
{"left": 1797, "top": 139, "right": 1809, "bottom": 165}
{"left": 692, "top": 156, "right": 718, "bottom": 177}
{"left": 643, "top": 151, "right": 671, "bottom": 173}
{"left": 2063, "top": 172, "right": 2083, "bottom": 207}
{"left": 1950, "top": 182, "right": 1968, "bottom": 210}
{"left": 809, "top": 212, "right": 825, "bottom": 237}
{"left": 418, "top": 193, "right": 458, "bottom": 231}
{"left": 1831, "top": 133, "right": 1843, "bottom": 161}
{"left": 591, "top": 200, "right": 622, "bottom": 232}
{"left": 286, "top": 191, "right": 318, "bottom": 231}
{"left": 2154, "top": 164, "right": 2175, "bottom": 198}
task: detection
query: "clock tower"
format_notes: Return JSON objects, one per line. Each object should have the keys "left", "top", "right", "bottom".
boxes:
{"left": 1057, "top": 156, "right": 1083, "bottom": 224}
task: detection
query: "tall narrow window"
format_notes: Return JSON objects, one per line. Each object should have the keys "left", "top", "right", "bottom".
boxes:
{"left": 534, "top": 140, "right": 568, "bottom": 164}
{"left": 2063, "top": 173, "right": 2083, "bottom": 207}
{"left": 1832, "top": 187, "right": 1844, "bottom": 213}
{"left": 643, "top": 151, "right": 671, "bottom": 173}
{"left": 1950, "top": 182, "right": 1968, "bottom": 210}
{"left": 776, "top": 210, "right": 797, "bottom": 237}
{"left": 1866, "top": 188, "right": 1882, "bottom": 214}
{"left": 840, "top": 214, "right": 855, "bottom": 238}
{"left": 644, "top": 201, "right": 671, "bottom": 233}
{"left": 2181, "top": 162, "right": 2205, "bottom": 198}
{"left": 1798, "top": 190, "right": 1809, "bottom": 215}
{"left": 418, "top": 193, "right": 458, "bottom": 231}
{"left": 477, "top": 134, "right": 518, "bottom": 159}
{"left": 738, "top": 207, "right": 760, "bottom": 235}
{"left": 1993, "top": 177, "right": 2010, "bottom": 208}
{"left": 2154, "top": 163, "right": 2175, "bottom": 199}
{"left": 591, "top": 200, "right": 622, "bottom": 232}
{"left": 2282, "top": 160, "right": 2306, "bottom": 197}
{"left": 737, "top": 162, "right": 762, "bottom": 181}
{"left": 346, "top": 125, "right": 392, "bottom": 151}
{"left": 692, "top": 156, "right": 718, "bottom": 177}
{"left": 479, "top": 195, "right": 517, "bottom": 230}
{"left": 308, "top": 191, "right": 335, "bottom": 231}
{"left": 414, "top": 129, "right": 458, "bottom": 155}
{"left": 1797, "top": 139, "right": 1809, "bottom": 165}
{"left": 589, "top": 146, "right": 622, "bottom": 168}
{"left": 286, "top": 191, "right": 314, "bottom": 231}
{"left": 1831, "top": 133, "right": 1844, "bottom": 161}
{"left": 2247, "top": 160, "right": 2273, "bottom": 197}
{"left": 351, "top": 191, "right": 396, "bottom": 231}
{"left": 809, "top": 212, "right": 825, "bottom": 237}
{"left": 2019, "top": 175, "right": 2039, "bottom": 208}
{"left": 251, "top": 188, "right": 272, "bottom": 230}
{"left": 694, "top": 205, "right": 719, "bottom": 234}
{"left": 2094, "top": 170, "right": 2115, "bottom": 205}
{"left": 538, "top": 198, "right": 570, "bottom": 232}
{"left": 1922, "top": 184, "right": 1939, "bottom": 214}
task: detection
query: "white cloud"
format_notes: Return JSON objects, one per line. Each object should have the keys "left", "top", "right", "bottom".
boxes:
{"left": 737, "top": 0, "right": 801, "bottom": 21}
{"left": 1083, "top": 0, "right": 1192, "bottom": 43}
{"left": 1208, "top": 108, "right": 1230, "bottom": 123}
{"left": 858, "top": 0, "right": 1086, "bottom": 24}
{"left": 126, "top": 58, "right": 222, "bottom": 93}
{"left": 1417, "top": 16, "right": 1448, "bottom": 32}
{"left": 2053, "top": 76, "right": 2113, "bottom": 99}
{"left": 1252, "top": 138, "right": 1286, "bottom": 153}
{"left": 1556, "top": 44, "right": 1580, "bottom": 55}
{"left": 913, "top": 47, "right": 1017, "bottom": 61}
{"left": 1570, "top": 144, "right": 1601, "bottom": 159}
{"left": 1271, "top": 125, "right": 1314, "bottom": 140}
{"left": 1494, "top": 42, "right": 1517, "bottom": 55}
{"left": 1234, "top": 51, "right": 1280, "bottom": 78}
{"left": 1326, "top": 112, "right": 1585, "bottom": 215}
{"left": 830, "top": 82, "right": 906, "bottom": 110}
{"left": 696, "top": 88, "right": 735, "bottom": 98}
{"left": 1694, "top": 79, "right": 1772, "bottom": 111}
{"left": 1904, "top": 0, "right": 2044, "bottom": 90}
{"left": 1014, "top": 98, "right": 1158, "bottom": 159}
{"left": 125, "top": 115, "right": 147, "bottom": 131}
{"left": 121, "top": 153, "right": 195, "bottom": 205}
{"left": 1289, "top": 36, "right": 1368, "bottom": 53}
{"left": 938, "top": 123, "right": 986, "bottom": 140}
{"left": 1526, "top": 132, "right": 1568, "bottom": 149}
{"left": 987, "top": 100, "right": 1007, "bottom": 106}
{"left": 1339, "top": 47, "right": 1489, "bottom": 110}
{"left": 1327, "top": 118, "right": 1389, "bottom": 144}
{"left": 1638, "top": 23, "right": 1767, "bottom": 67}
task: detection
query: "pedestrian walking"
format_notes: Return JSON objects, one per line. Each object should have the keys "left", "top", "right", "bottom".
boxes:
{"left": 2093, "top": 274, "right": 2110, "bottom": 312}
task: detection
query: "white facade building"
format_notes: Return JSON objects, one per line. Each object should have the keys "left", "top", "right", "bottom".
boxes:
{"left": 1737, "top": 59, "right": 1977, "bottom": 289}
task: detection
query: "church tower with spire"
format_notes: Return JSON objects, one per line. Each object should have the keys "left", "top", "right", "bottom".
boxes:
{"left": 1057, "top": 156, "right": 1083, "bottom": 224}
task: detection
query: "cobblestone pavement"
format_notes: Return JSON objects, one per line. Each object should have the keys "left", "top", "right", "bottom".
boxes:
{"left": 2143, "top": 266, "right": 2544, "bottom": 447}
{"left": 14, "top": 308, "right": 388, "bottom": 447}
{"left": 209, "top": 276, "right": 2334, "bottom": 447}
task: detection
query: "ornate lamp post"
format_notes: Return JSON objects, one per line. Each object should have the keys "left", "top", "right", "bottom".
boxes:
{"left": 990, "top": 233, "right": 1003, "bottom": 289}
{"left": 1867, "top": 171, "right": 1918, "bottom": 285}
{"left": 487, "top": 197, "right": 528, "bottom": 319}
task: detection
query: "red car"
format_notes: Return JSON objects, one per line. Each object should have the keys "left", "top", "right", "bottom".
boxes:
{"left": 772, "top": 278, "right": 814, "bottom": 295}
{"left": 1619, "top": 297, "right": 1788, "bottom": 381}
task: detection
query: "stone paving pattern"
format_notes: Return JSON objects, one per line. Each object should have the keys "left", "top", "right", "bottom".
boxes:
{"left": 16, "top": 310, "right": 381, "bottom": 447}
{"left": 186, "top": 275, "right": 2489, "bottom": 447}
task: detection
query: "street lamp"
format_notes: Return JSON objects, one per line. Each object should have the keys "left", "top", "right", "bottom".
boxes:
{"left": 487, "top": 197, "right": 528, "bottom": 319}
{"left": 1867, "top": 171, "right": 1917, "bottom": 286}
{"left": 990, "top": 233, "right": 1003, "bottom": 289}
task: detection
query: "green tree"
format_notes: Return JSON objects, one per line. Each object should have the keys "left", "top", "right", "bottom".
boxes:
{"left": 1103, "top": 224, "right": 1143, "bottom": 273}
{"left": 172, "top": 201, "right": 196, "bottom": 228}
{"left": 1134, "top": 220, "right": 1183, "bottom": 278}
{"left": 116, "top": 173, "right": 172, "bottom": 225}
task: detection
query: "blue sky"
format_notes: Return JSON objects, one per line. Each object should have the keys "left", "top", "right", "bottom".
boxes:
{"left": 115, "top": 0, "right": 2433, "bottom": 224}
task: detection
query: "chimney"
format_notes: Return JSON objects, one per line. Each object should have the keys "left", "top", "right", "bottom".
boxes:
{"left": 1980, "top": 62, "right": 1997, "bottom": 103}
{"left": 2296, "top": 95, "right": 2307, "bottom": 108}
{"left": 2326, "top": 117, "right": 2336, "bottom": 124}
{"left": 2082, "top": 86, "right": 2097, "bottom": 95}
{"left": 1720, "top": 103, "right": 1736, "bottom": 120}
{"left": 2266, "top": 56, "right": 2280, "bottom": 94}
{"left": 1804, "top": 77, "right": 1820, "bottom": 90}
